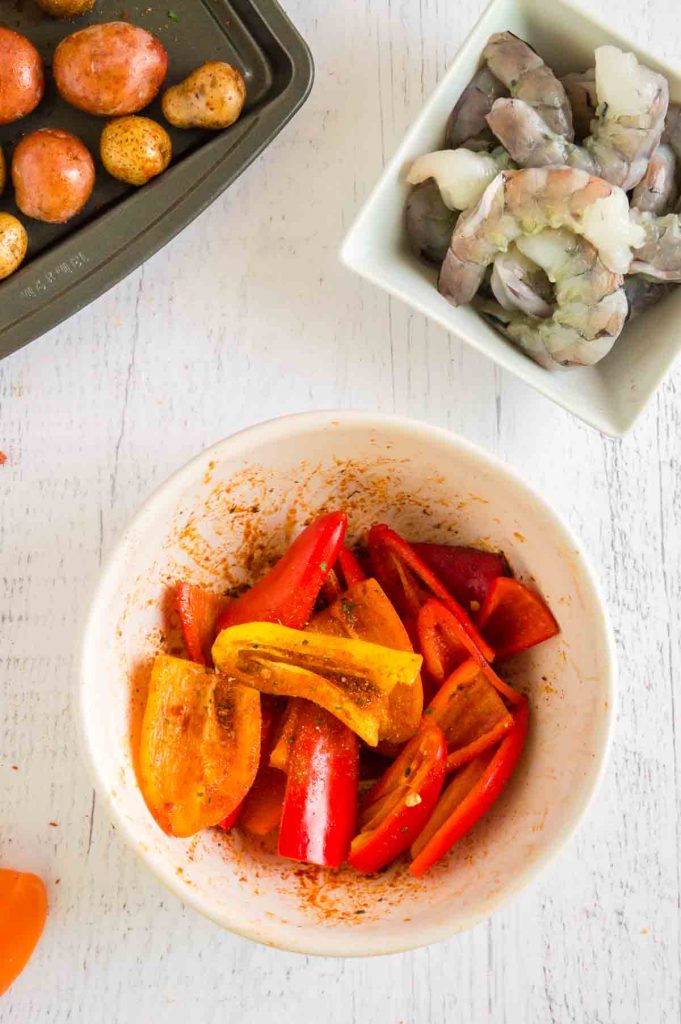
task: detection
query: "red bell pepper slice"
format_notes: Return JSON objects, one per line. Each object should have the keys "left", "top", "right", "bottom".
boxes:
{"left": 368, "top": 525, "right": 494, "bottom": 661}
{"left": 477, "top": 577, "right": 559, "bottom": 660}
{"left": 416, "top": 599, "right": 521, "bottom": 705}
{"left": 422, "top": 657, "right": 514, "bottom": 769}
{"left": 216, "top": 511, "right": 347, "bottom": 632}
{"left": 176, "top": 581, "right": 228, "bottom": 667}
{"left": 410, "top": 698, "right": 529, "bottom": 876}
{"left": 348, "top": 725, "right": 447, "bottom": 874}
{"left": 321, "top": 546, "right": 366, "bottom": 604}
{"left": 277, "top": 699, "right": 359, "bottom": 867}
{"left": 411, "top": 543, "right": 509, "bottom": 611}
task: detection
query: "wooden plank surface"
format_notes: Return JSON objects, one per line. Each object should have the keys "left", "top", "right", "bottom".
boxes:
{"left": 1, "top": 0, "right": 679, "bottom": 1020}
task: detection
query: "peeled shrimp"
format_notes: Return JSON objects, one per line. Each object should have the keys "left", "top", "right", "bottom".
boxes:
{"left": 487, "top": 45, "right": 669, "bottom": 191}
{"left": 483, "top": 31, "right": 573, "bottom": 139}
{"left": 438, "top": 167, "right": 645, "bottom": 366}
{"left": 629, "top": 210, "right": 681, "bottom": 281}
{"left": 445, "top": 66, "right": 506, "bottom": 151}
{"left": 561, "top": 69, "right": 596, "bottom": 140}
{"left": 405, "top": 180, "right": 457, "bottom": 265}
{"left": 406, "top": 148, "right": 504, "bottom": 212}
{"left": 631, "top": 144, "right": 678, "bottom": 215}
{"left": 490, "top": 246, "right": 554, "bottom": 318}
{"left": 623, "top": 275, "right": 673, "bottom": 321}
{"left": 662, "top": 103, "right": 681, "bottom": 161}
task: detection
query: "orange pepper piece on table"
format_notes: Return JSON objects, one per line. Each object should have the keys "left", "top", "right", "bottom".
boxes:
{"left": 0, "top": 869, "right": 48, "bottom": 995}
{"left": 477, "top": 577, "right": 559, "bottom": 660}
{"left": 139, "top": 654, "right": 261, "bottom": 837}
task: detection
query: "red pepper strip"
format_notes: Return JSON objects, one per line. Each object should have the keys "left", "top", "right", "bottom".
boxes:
{"left": 337, "top": 547, "right": 366, "bottom": 587}
{"left": 423, "top": 658, "right": 514, "bottom": 762}
{"left": 477, "top": 577, "right": 560, "bottom": 660}
{"left": 349, "top": 726, "right": 447, "bottom": 874}
{"left": 417, "top": 599, "right": 522, "bottom": 705}
{"left": 410, "top": 698, "right": 529, "bottom": 876}
{"left": 411, "top": 543, "right": 510, "bottom": 611}
{"left": 176, "top": 581, "right": 228, "bottom": 667}
{"left": 278, "top": 700, "right": 359, "bottom": 867}
{"left": 218, "top": 698, "right": 280, "bottom": 830}
{"left": 216, "top": 511, "right": 347, "bottom": 632}
{"left": 368, "top": 525, "right": 494, "bottom": 661}
{"left": 321, "top": 568, "right": 343, "bottom": 606}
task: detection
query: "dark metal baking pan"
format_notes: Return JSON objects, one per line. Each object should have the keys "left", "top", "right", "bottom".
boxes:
{"left": 0, "top": 0, "right": 313, "bottom": 361}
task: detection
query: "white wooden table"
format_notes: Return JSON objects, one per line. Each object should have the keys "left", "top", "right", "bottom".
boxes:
{"left": 1, "top": 0, "right": 679, "bottom": 1019}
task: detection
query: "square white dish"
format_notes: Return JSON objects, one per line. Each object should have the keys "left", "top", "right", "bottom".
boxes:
{"left": 340, "top": 0, "right": 681, "bottom": 436}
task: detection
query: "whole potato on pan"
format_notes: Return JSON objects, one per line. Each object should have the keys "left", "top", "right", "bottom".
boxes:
{"left": 101, "top": 116, "right": 172, "bottom": 186}
{"left": 162, "top": 62, "right": 246, "bottom": 130}
{"left": 12, "top": 129, "right": 95, "bottom": 224}
{"left": 54, "top": 22, "right": 168, "bottom": 117}
{"left": 0, "top": 27, "right": 44, "bottom": 125}
{"left": 35, "top": 0, "right": 95, "bottom": 15}
{"left": 0, "top": 214, "right": 28, "bottom": 281}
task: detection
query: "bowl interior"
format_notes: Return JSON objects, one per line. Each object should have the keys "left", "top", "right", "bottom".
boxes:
{"left": 341, "top": 0, "right": 681, "bottom": 436}
{"left": 81, "top": 414, "right": 613, "bottom": 955}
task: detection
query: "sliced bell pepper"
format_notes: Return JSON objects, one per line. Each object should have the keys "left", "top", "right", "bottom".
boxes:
{"left": 308, "top": 578, "right": 423, "bottom": 745}
{"left": 320, "top": 546, "right": 367, "bottom": 605}
{"left": 368, "top": 525, "right": 494, "bottom": 661}
{"left": 422, "top": 658, "right": 514, "bottom": 770}
{"left": 176, "top": 581, "right": 228, "bottom": 667}
{"left": 477, "top": 577, "right": 560, "bottom": 660}
{"left": 139, "top": 654, "right": 261, "bottom": 837}
{"left": 216, "top": 511, "right": 347, "bottom": 632}
{"left": 217, "top": 697, "right": 281, "bottom": 830}
{"left": 0, "top": 869, "right": 48, "bottom": 995}
{"left": 278, "top": 699, "right": 359, "bottom": 867}
{"left": 269, "top": 698, "right": 300, "bottom": 772}
{"left": 236, "top": 700, "right": 287, "bottom": 836}
{"left": 417, "top": 599, "right": 522, "bottom": 705}
{"left": 410, "top": 698, "right": 529, "bottom": 876}
{"left": 212, "top": 622, "right": 422, "bottom": 747}
{"left": 411, "top": 543, "right": 510, "bottom": 610}
{"left": 348, "top": 725, "right": 447, "bottom": 874}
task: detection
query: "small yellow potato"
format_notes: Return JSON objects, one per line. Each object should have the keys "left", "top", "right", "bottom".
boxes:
{"left": 162, "top": 61, "right": 246, "bottom": 130}
{"left": 101, "top": 116, "right": 172, "bottom": 186}
{"left": 0, "top": 214, "right": 28, "bottom": 281}
{"left": 35, "top": 0, "right": 95, "bottom": 16}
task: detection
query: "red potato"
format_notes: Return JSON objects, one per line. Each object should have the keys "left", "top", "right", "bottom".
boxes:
{"left": 53, "top": 22, "right": 168, "bottom": 117}
{"left": 12, "top": 129, "right": 95, "bottom": 224}
{"left": 0, "top": 28, "right": 44, "bottom": 125}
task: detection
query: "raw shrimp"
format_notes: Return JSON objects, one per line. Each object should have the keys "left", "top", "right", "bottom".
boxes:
{"left": 487, "top": 46, "right": 669, "bottom": 191}
{"left": 490, "top": 246, "right": 554, "bottom": 318}
{"left": 631, "top": 144, "right": 677, "bottom": 215}
{"left": 629, "top": 210, "right": 681, "bottom": 281}
{"left": 561, "top": 69, "right": 596, "bottom": 140}
{"left": 438, "top": 167, "right": 645, "bottom": 367}
{"left": 405, "top": 180, "right": 457, "bottom": 265}
{"left": 662, "top": 103, "right": 681, "bottom": 161}
{"left": 406, "top": 148, "right": 503, "bottom": 212}
{"left": 445, "top": 66, "right": 506, "bottom": 151}
{"left": 623, "top": 275, "right": 673, "bottom": 320}
{"left": 483, "top": 31, "right": 573, "bottom": 139}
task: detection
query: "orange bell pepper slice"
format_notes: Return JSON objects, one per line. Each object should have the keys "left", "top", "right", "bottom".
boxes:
{"left": 176, "top": 581, "right": 228, "bottom": 667}
{"left": 410, "top": 698, "right": 529, "bottom": 876}
{"left": 417, "top": 599, "right": 522, "bottom": 705}
{"left": 477, "top": 577, "right": 559, "bottom": 660}
{"left": 423, "top": 658, "right": 514, "bottom": 771}
{"left": 269, "top": 698, "right": 301, "bottom": 772}
{"left": 308, "top": 578, "right": 423, "bottom": 745}
{"left": 139, "top": 655, "right": 261, "bottom": 837}
{"left": 0, "top": 869, "right": 47, "bottom": 995}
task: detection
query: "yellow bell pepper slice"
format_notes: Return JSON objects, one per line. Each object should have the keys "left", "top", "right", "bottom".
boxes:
{"left": 212, "top": 623, "right": 422, "bottom": 746}
{"left": 139, "top": 654, "right": 261, "bottom": 837}
{"left": 308, "top": 579, "right": 424, "bottom": 745}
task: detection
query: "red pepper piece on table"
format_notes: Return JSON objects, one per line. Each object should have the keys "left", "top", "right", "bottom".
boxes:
{"left": 176, "top": 581, "right": 228, "bottom": 667}
{"left": 411, "top": 543, "right": 510, "bottom": 611}
{"left": 368, "top": 525, "right": 494, "bottom": 661}
{"left": 0, "top": 869, "right": 48, "bottom": 996}
{"left": 422, "top": 658, "right": 514, "bottom": 772}
{"left": 410, "top": 698, "right": 529, "bottom": 876}
{"left": 216, "top": 511, "right": 347, "bottom": 632}
{"left": 278, "top": 699, "right": 359, "bottom": 868}
{"left": 477, "top": 577, "right": 559, "bottom": 660}
{"left": 349, "top": 726, "right": 447, "bottom": 874}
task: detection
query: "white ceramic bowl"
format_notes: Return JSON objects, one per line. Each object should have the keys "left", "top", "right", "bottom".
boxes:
{"left": 340, "top": 0, "right": 681, "bottom": 436}
{"left": 80, "top": 412, "right": 615, "bottom": 956}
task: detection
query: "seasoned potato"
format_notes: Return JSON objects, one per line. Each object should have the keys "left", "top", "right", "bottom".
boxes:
{"left": 35, "top": 0, "right": 95, "bottom": 15}
{"left": 0, "top": 147, "right": 5, "bottom": 196}
{"left": 53, "top": 22, "right": 168, "bottom": 117}
{"left": 101, "top": 116, "right": 172, "bottom": 186}
{"left": 12, "top": 129, "right": 95, "bottom": 224}
{"left": 0, "top": 27, "right": 44, "bottom": 125}
{"left": 162, "top": 62, "right": 246, "bottom": 130}
{"left": 0, "top": 214, "right": 28, "bottom": 281}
